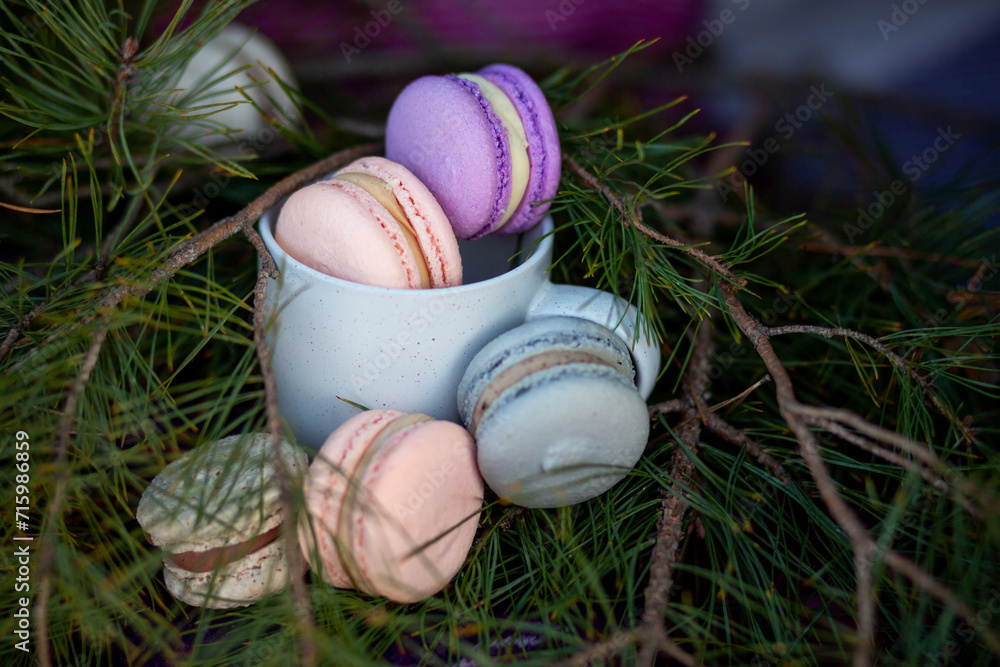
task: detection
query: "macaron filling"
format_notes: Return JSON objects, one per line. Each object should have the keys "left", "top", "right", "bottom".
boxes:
{"left": 469, "top": 350, "right": 631, "bottom": 435}
{"left": 338, "top": 412, "right": 433, "bottom": 584}
{"left": 166, "top": 524, "right": 283, "bottom": 573}
{"left": 456, "top": 73, "right": 530, "bottom": 231}
{"left": 335, "top": 172, "right": 431, "bottom": 288}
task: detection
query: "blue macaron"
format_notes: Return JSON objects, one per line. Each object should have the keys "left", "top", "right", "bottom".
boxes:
{"left": 457, "top": 316, "right": 650, "bottom": 508}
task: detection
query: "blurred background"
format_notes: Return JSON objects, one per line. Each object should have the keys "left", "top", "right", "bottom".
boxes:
{"left": 212, "top": 0, "right": 1000, "bottom": 228}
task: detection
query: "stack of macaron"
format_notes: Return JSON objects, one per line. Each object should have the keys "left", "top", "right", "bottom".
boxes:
{"left": 273, "top": 63, "right": 561, "bottom": 287}
{"left": 138, "top": 63, "right": 654, "bottom": 609}
{"left": 138, "top": 415, "right": 482, "bottom": 607}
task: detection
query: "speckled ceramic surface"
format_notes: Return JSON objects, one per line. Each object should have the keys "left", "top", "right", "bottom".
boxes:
{"left": 260, "top": 207, "right": 659, "bottom": 450}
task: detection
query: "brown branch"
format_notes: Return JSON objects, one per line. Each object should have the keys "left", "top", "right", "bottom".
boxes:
{"left": 721, "top": 284, "right": 876, "bottom": 666}
{"left": 702, "top": 412, "right": 790, "bottom": 484}
{"left": 562, "top": 155, "right": 746, "bottom": 288}
{"left": 37, "top": 323, "right": 112, "bottom": 667}
{"left": 819, "top": 420, "right": 947, "bottom": 492}
{"left": 5, "top": 143, "right": 379, "bottom": 368}
{"left": 817, "top": 419, "right": 981, "bottom": 519}
{"left": 648, "top": 399, "right": 686, "bottom": 416}
{"left": 637, "top": 323, "right": 713, "bottom": 667}
{"left": 722, "top": 284, "right": 1000, "bottom": 664}
{"left": 549, "top": 630, "right": 640, "bottom": 667}
{"left": 766, "top": 324, "right": 974, "bottom": 442}
{"left": 797, "top": 405, "right": 998, "bottom": 517}
{"left": 246, "top": 224, "right": 316, "bottom": 667}
{"left": 1, "top": 263, "right": 107, "bottom": 364}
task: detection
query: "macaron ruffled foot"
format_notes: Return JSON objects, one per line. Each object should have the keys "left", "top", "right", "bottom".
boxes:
{"left": 386, "top": 64, "right": 560, "bottom": 240}
{"left": 275, "top": 156, "right": 462, "bottom": 289}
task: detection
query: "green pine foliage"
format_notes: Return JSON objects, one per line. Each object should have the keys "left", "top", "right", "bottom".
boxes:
{"left": 2, "top": 2, "right": 999, "bottom": 666}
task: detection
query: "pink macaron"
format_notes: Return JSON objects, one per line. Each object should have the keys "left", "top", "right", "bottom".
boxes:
{"left": 385, "top": 64, "right": 561, "bottom": 240}
{"left": 274, "top": 156, "right": 462, "bottom": 289}
{"left": 298, "top": 409, "right": 483, "bottom": 603}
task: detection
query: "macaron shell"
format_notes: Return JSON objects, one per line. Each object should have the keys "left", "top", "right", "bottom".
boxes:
{"left": 478, "top": 64, "right": 561, "bottom": 235}
{"left": 457, "top": 316, "right": 635, "bottom": 427}
{"left": 162, "top": 537, "right": 289, "bottom": 609}
{"left": 475, "top": 364, "right": 650, "bottom": 508}
{"left": 274, "top": 181, "right": 421, "bottom": 288}
{"left": 175, "top": 24, "right": 299, "bottom": 145}
{"left": 334, "top": 156, "right": 462, "bottom": 287}
{"left": 386, "top": 75, "right": 511, "bottom": 240}
{"left": 299, "top": 409, "right": 406, "bottom": 588}
{"left": 137, "top": 433, "right": 307, "bottom": 554}
{"left": 342, "top": 419, "right": 482, "bottom": 603}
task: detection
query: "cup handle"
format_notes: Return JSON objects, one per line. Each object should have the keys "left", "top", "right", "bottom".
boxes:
{"left": 526, "top": 281, "right": 661, "bottom": 399}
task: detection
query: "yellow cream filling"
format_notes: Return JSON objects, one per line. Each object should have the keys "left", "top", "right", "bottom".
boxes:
{"left": 457, "top": 73, "right": 529, "bottom": 230}
{"left": 337, "top": 172, "right": 431, "bottom": 288}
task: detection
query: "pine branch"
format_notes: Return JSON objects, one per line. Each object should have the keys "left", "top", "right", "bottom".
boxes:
{"left": 245, "top": 223, "right": 317, "bottom": 667}
{"left": 637, "top": 324, "right": 713, "bottom": 667}
{"left": 721, "top": 283, "right": 1000, "bottom": 664}
{"left": 4, "top": 143, "right": 378, "bottom": 366}
{"left": 563, "top": 154, "right": 746, "bottom": 289}
{"left": 767, "top": 323, "right": 975, "bottom": 442}
{"left": 37, "top": 322, "right": 111, "bottom": 667}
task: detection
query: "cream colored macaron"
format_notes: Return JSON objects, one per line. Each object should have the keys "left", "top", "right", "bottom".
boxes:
{"left": 173, "top": 23, "right": 299, "bottom": 146}
{"left": 137, "top": 433, "right": 308, "bottom": 608}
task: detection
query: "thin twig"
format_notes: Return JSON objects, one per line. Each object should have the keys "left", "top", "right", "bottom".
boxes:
{"left": 638, "top": 324, "right": 714, "bottom": 667}
{"left": 819, "top": 421, "right": 947, "bottom": 492}
{"left": 562, "top": 155, "right": 746, "bottom": 288}
{"left": 0, "top": 263, "right": 106, "bottom": 364}
{"left": 702, "top": 412, "right": 790, "bottom": 484}
{"left": 818, "top": 419, "right": 981, "bottom": 519}
{"left": 245, "top": 224, "right": 316, "bottom": 666}
{"left": 767, "top": 324, "right": 974, "bottom": 442}
{"left": 648, "top": 399, "right": 686, "bottom": 416}
{"left": 37, "top": 323, "right": 112, "bottom": 667}
{"left": 549, "top": 630, "right": 640, "bottom": 667}
{"left": 5, "top": 143, "right": 379, "bottom": 368}
{"left": 796, "top": 405, "right": 998, "bottom": 517}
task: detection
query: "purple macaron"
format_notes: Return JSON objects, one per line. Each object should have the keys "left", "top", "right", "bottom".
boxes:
{"left": 385, "top": 64, "right": 561, "bottom": 240}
